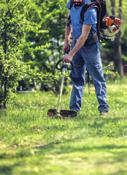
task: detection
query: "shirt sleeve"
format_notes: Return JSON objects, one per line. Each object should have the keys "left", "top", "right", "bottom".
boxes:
{"left": 84, "top": 8, "right": 97, "bottom": 25}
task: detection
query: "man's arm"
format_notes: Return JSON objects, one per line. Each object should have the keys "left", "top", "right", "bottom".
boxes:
{"left": 64, "top": 25, "right": 71, "bottom": 47}
{"left": 63, "top": 24, "right": 91, "bottom": 62}
{"left": 70, "top": 24, "right": 91, "bottom": 57}
{"left": 63, "top": 13, "right": 72, "bottom": 52}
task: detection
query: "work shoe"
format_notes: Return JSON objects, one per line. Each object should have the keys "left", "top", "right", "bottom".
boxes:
{"left": 100, "top": 111, "right": 108, "bottom": 116}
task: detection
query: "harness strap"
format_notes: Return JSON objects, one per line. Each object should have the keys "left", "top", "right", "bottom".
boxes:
{"left": 80, "top": 3, "right": 102, "bottom": 38}
{"left": 69, "top": 0, "right": 74, "bottom": 9}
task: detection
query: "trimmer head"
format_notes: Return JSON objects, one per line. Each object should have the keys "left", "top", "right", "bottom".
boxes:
{"left": 60, "top": 110, "right": 77, "bottom": 117}
{"left": 47, "top": 109, "right": 77, "bottom": 118}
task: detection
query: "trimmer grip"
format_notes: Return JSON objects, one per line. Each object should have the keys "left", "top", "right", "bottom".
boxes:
{"left": 55, "top": 59, "right": 73, "bottom": 71}
{"left": 56, "top": 59, "right": 63, "bottom": 71}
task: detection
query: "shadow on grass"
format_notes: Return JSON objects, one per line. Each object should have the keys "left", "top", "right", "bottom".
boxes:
{"left": 0, "top": 138, "right": 127, "bottom": 175}
{"left": 0, "top": 163, "right": 20, "bottom": 175}
{"left": 1, "top": 136, "right": 127, "bottom": 159}
{"left": 0, "top": 166, "right": 12, "bottom": 175}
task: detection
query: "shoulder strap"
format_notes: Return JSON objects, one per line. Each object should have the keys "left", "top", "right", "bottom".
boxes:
{"left": 80, "top": 3, "right": 99, "bottom": 22}
{"left": 80, "top": 3, "right": 101, "bottom": 38}
{"left": 69, "top": 0, "right": 74, "bottom": 9}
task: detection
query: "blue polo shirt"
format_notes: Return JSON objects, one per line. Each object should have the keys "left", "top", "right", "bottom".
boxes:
{"left": 66, "top": 0, "right": 97, "bottom": 40}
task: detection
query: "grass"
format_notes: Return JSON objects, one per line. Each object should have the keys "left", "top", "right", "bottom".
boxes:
{"left": 0, "top": 78, "right": 127, "bottom": 175}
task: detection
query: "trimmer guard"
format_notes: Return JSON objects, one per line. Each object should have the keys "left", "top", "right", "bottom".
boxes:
{"left": 47, "top": 109, "right": 77, "bottom": 117}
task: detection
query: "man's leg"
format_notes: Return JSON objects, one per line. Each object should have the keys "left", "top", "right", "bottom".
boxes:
{"left": 81, "top": 43, "right": 109, "bottom": 113}
{"left": 69, "top": 51, "right": 85, "bottom": 111}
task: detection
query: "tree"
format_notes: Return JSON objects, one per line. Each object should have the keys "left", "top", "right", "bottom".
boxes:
{"left": 110, "top": 0, "right": 124, "bottom": 77}
{"left": 22, "top": 0, "right": 68, "bottom": 92}
{"left": 0, "top": 0, "right": 41, "bottom": 108}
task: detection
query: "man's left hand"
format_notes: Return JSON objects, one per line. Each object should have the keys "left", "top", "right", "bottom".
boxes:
{"left": 63, "top": 54, "right": 73, "bottom": 63}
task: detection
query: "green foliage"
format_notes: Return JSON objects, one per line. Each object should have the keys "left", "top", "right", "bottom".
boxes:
{"left": 41, "top": 71, "right": 70, "bottom": 93}
{"left": 0, "top": 0, "right": 41, "bottom": 108}
{"left": 20, "top": 0, "right": 69, "bottom": 93}
{"left": 0, "top": 0, "right": 127, "bottom": 108}
{"left": 22, "top": 0, "right": 67, "bottom": 71}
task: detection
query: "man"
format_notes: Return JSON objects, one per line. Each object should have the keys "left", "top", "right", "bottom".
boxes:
{"left": 63, "top": 0, "right": 109, "bottom": 115}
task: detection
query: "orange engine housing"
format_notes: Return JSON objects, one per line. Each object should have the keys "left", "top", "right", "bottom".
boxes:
{"left": 104, "top": 16, "right": 122, "bottom": 27}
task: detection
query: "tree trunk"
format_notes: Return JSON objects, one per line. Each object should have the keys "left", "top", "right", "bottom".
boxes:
{"left": 110, "top": 0, "right": 115, "bottom": 16}
{"left": 110, "top": 0, "right": 124, "bottom": 77}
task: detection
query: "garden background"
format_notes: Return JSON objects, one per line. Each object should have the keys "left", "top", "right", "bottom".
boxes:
{"left": 0, "top": 0, "right": 127, "bottom": 175}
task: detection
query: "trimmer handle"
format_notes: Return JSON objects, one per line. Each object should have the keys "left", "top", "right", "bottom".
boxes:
{"left": 56, "top": 48, "right": 73, "bottom": 71}
{"left": 55, "top": 59, "right": 73, "bottom": 71}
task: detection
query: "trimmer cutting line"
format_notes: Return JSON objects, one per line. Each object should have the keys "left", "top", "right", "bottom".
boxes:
{"left": 47, "top": 59, "right": 77, "bottom": 118}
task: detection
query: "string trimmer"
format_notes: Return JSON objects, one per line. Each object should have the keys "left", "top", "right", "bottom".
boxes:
{"left": 47, "top": 54, "right": 113, "bottom": 118}
{"left": 47, "top": 58, "right": 77, "bottom": 118}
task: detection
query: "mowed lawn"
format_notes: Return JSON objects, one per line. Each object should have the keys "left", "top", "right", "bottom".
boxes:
{"left": 0, "top": 79, "right": 127, "bottom": 175}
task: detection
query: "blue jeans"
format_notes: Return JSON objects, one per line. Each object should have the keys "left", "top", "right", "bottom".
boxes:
{"left": 70, "top": 42, "right": 109, "bottom": 112}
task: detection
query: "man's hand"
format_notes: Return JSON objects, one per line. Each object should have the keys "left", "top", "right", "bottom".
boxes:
{"left": 63, "top": 54, "right": 73, "bottom": 63}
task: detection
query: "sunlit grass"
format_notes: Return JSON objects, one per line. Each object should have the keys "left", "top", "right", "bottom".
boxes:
{"left": 0, "top": 78, "right": 127, "bottom": 175}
